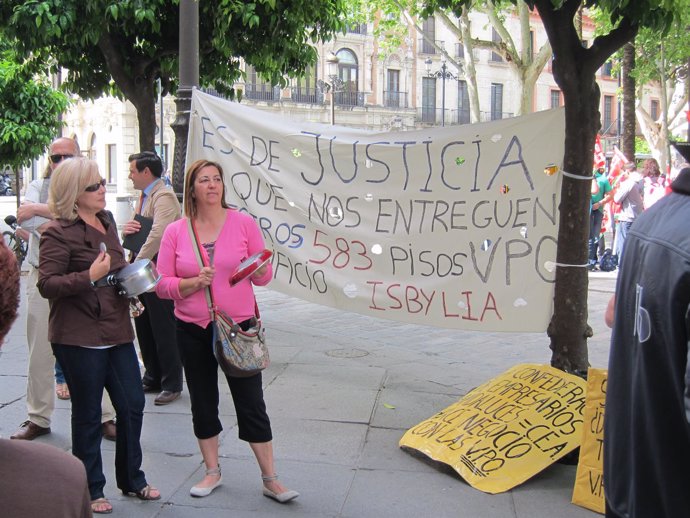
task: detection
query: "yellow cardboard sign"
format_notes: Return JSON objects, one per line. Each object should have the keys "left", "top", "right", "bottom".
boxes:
{"left": 399, "top": 364, "right": 587, "bottom": 494}
{"left": 572, "top": 368, "right": 607, "bottom": 514}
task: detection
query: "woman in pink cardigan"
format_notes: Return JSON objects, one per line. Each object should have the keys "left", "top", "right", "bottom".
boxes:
{"left": 156, "top": 159, "right": 298, "bottom": 503}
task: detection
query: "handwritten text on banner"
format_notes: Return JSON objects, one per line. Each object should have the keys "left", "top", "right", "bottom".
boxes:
{"left": 187, "top": 90, "right": 565, "bottom": 331}
{"left": 399, "top": 364, "right": 586, "bottom": 493}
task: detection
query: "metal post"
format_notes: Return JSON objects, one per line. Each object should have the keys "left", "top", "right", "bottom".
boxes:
{"left": 326, "top": 52, "right": 339, "bottom": 126}
{"left": 158, "top": 78, "right": 164, "bottom": 164}
{"left": 425, "top": 58, "right": 459, "bottom": 127}
{"left": 441, "top": 62, "right": 447, "bottom": 127}
{"left": 171, "top": 0, "right": 199, "bottom": 198}
{"left": 617, "top": 72, "right": 622, "bottom": 149}
{"left": 330, "top": 82, "right": 335, "bottom": 125}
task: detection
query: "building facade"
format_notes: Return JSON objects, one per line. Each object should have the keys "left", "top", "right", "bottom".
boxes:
{"left": 25, "top": 10, "right": 663, "bottom": 199}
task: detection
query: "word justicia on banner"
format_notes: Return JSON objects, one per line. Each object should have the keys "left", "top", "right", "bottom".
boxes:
{"left": 186, "top": 90, "right": 566, "bottom": 332}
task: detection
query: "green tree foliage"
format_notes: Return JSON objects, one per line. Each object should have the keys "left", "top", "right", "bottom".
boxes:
{"left": 0, "top": 38, "right": 69, "bottom": 172}
{"left": 0, "top": 0, "right": 347, "bottom": 150}
{"left": 633, "top": 6, "right": 690, "bottom": 168}
{"left": 592, "top": 1, "right": 690, "bottom": 168}
{"left": 422, "top": 0, "right": 681, "bottom": 374}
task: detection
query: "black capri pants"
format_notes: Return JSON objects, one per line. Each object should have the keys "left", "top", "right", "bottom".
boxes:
{"left": 176, "top": 318, "right": 272, "bottom": 443}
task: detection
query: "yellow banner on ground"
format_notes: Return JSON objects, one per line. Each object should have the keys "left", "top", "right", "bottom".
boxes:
{"left": 399, "top": 364, "right": 587, "bottom": 494}
{"left": 572, "top": 368, "right": 607, "bottom": 514}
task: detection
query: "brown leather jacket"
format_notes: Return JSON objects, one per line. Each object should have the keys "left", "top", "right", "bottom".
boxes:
{"left": 38, "top": 211, "right": 134, "bottom": 347}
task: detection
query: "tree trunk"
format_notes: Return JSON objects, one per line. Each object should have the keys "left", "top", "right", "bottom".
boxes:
{"left": 687, "top": 56, "right": 690, "bottom": 141}
{"left": 622, "top": 42, "right": 636, "bottom": 161}
{"left": 119, "top": 75, "right": 157, "bottom": 152}
{"left": 636, "top": 106, "right": 665, "bottom": 165}
{"left": 516, "top": 72, "right": 530, "bottom": 116}
{"left": 458, "top": 9, "right": 481, "bottom": 123}
{"left": 659, "top": 45, "right": 670, "bottom": 172}
{"left": 547, "top": 69, "right": 598, "bottom": 375}
{"left": 534, "top": 0, "right": 637, "bottom": 375}
{"left": 97, "top": 32, "right": 158, "bottom": 152}
{"left": 132, "top": 88, "right": 157, "bottom": 152}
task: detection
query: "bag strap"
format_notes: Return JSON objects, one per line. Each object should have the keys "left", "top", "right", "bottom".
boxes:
{"left": 185, "top": 218, "right": 261, "bottom": 321}
{"left": 186, "top": 218, "right": 215, "bottom": 320}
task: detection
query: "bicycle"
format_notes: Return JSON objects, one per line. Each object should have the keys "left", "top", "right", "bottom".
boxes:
{"left": 3, "top": 215, "right": 28, "bottom": 268}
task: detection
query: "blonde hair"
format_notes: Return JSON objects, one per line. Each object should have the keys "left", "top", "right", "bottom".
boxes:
{"left": 48, "top": 158, "right": 101, "bottom": 220}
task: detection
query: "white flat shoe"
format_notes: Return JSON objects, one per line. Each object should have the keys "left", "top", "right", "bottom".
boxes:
{"left": 190, "top": 467, "right": 222, "bottom": 497}
{"left": 262, "top": 474, "right": 299, "bottom": 503}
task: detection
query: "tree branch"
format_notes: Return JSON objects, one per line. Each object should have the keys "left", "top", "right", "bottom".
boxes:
{"left": 97, "top": 31, "right": 138, "bottom": 104}
{"left": 481, "top": 3, "right": 519, "bottom": 64}
{"left": 588, "top": 17, "right": 638, "bottom": 73}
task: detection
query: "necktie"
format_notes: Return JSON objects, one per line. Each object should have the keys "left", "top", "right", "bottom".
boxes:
{"left": 138, "top": 193, "right": 146, "bottom": 214}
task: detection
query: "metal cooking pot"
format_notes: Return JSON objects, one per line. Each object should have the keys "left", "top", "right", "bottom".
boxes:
{"left": 98, "top": 259, "right": 161, "bottom": 298}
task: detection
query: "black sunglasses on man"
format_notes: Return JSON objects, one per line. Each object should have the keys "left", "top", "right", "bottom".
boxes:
{"left": 49, "top": 154, "right": 75, "bottom": 164}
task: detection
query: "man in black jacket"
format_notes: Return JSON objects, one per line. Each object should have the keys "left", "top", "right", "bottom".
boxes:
{"left": 604, "top": 166, "right": 690, "bottom": 518}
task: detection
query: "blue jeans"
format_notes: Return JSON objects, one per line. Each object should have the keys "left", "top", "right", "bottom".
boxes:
{"left": 615, "top": 220, "right": 634, "bottom": 265}
{"left": 55, "top": 360, "right": 66, "bottom": 384}
{"left": 52, "top": 342, "right": 147, "bottom": 500}
{"left": 588, "top": 209, "right": 604, "bottom": 265}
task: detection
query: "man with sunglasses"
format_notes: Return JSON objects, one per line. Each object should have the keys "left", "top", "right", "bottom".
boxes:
{"left": 124, "top": 151, "right": 183, "bottom": 405}
{"left": 11, "top": 137, "right": 117, "bottom": 441}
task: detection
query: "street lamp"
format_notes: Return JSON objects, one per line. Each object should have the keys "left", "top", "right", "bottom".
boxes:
{"left": 317, "top": 51, "right": 345, "bottom": 125}
{"left": 171, "top": 0, "right": 199, "bottom": 198}
{"left": 326, "top": 51, "right": 340, "bottom": 125}
{"left": 425, "top": 57, "right": 459, "bottom": 127}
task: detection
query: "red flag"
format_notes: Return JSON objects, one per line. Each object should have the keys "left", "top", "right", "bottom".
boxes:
{"left": 607, "top": 146, "right": 629, "bottom": 187}
{"left": 593, "top": 134, "right": 606, "bottom": 169}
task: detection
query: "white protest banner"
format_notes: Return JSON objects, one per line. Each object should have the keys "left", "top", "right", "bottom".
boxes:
{"left": 187, "top": 90, "right": 565, "bottom": 331}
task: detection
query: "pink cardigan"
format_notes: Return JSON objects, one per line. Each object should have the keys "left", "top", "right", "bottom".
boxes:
{"left": 155, "top": 209, "right": 272, "bottom": 328}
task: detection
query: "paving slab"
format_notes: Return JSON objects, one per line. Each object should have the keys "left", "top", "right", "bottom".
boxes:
{"left": 0, "top": 274, "right": 614, "bottom": 517}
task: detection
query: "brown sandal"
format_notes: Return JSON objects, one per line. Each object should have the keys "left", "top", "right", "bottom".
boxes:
{"left": 91, "top": 497, "right": 113, "bottom": 514}
{"left": 123, "top": 484, "right": 161, "bottom": 501}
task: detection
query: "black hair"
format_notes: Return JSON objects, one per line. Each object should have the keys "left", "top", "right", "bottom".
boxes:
{"left": 128, "top": 151, "right": 163, "bottom": 178}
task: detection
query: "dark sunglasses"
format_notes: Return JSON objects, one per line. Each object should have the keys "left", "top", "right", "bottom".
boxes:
{"left": 84, "top": 179, "right": 107, "bottom": 192}
{"left": 49, "top": 154, "right": 75, "bottom": 164}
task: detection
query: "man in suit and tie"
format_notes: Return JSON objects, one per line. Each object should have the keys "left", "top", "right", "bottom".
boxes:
{"left": 123, "top": 151, "right": 183, "bottom": 405}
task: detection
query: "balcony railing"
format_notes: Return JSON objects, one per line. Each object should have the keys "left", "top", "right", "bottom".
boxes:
{"left": 485, "top": 110, "right": 514, "bottom": 121}
{"left": 601, "top": 117, "right": 619, "bottom": 136}
{"left": 455, "top": 43, "right": 479, "bottom": 61}
{"left": 347, "top": 23, "right": 367, "bottom": 35}
{"left": 418, "top": 38, "right": 441, "bottom": 55}
{"left": 291, "top": 87, "right": 322, "bottom": 104}
{"left": 334, "top": 90, "right": 365, "bottom": 107}
{"left": 244, "top": 84, "right": 280, "bottom": 102}
{"left": 383, "top": 90, "right": 408, "bottom": 109}
{"left": 417, "top": 108, "right": 515, "bottom": 125}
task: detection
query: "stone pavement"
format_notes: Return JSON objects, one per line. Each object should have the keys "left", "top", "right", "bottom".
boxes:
{"left": 0, "top": 271, "right": 616, "bottom": 517}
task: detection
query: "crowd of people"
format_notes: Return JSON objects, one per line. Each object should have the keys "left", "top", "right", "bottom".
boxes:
{"left": 588, "top": 157, "right": 672, "bottom": 271}
{"left": 5, "top": 138, "right": 298, "bottom": 515}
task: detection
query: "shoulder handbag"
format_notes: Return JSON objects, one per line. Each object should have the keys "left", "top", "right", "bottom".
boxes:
{"left": 187, "top": 219, "right": 269, "bottom": 377}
